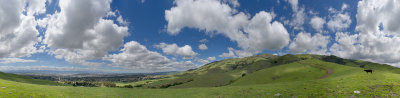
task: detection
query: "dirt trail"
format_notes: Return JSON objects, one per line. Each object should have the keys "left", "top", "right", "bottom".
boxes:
{"left": 315, "top": 66, "right": 333, "bottom": 79}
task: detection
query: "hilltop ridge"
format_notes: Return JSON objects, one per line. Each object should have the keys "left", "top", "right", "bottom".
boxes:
{"left": 134, "top": 54, "right": 399, "bottom": 88}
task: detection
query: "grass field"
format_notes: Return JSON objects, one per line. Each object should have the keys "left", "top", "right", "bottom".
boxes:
{"left": 2, "top": 54, "right": 400, "bottom": 97}
{"left": 0, "top": 72, "right": 60, "bottom": 86}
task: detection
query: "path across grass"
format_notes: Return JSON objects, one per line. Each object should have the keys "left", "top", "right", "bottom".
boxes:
{"left": 307, "top": 64, "right": 333, "bottom": 79}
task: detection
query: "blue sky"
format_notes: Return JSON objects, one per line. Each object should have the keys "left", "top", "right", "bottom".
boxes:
{"left": 1, "top": 0, "right": 400, "bottom": 73}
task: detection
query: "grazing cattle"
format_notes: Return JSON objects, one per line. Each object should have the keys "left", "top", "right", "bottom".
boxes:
{"left": 364, "top": 69, "right": 373, "bottom": 74}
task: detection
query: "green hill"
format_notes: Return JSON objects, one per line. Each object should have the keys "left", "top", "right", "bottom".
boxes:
{"left": 2, "top": 54, "right": 400, "bottom": 97}
{"left": 141, "top": 54, "right": 307, "bottom": 88}
{"left": 137, "top": 54, "right": 400, "bottom": 89}
{"left": 0, "top": 72, "right": 60, "bottom": 86}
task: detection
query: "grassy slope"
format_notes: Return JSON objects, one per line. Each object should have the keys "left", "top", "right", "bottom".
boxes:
{"left": 2, "top": 54, "right": 400, "bottom": 97}
{"left": 1, "top": 64, "right": 400, "bottom": 97}
{"left": 142, "top": 54, "right": 306, "bottom": 88}
{"left": 0, "top": 72, "right": 60, "bottom": 86}
{"left": 231, "top": 60, "right": 326, "bottom": 86}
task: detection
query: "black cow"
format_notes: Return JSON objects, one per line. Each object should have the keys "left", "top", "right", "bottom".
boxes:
{"left": 364, "top": 69, "right": 373, "bottom": 74}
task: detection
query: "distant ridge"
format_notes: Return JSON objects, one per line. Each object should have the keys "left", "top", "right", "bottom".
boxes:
{"left": 137, "top": 54, "right": 399, "bottom": 88}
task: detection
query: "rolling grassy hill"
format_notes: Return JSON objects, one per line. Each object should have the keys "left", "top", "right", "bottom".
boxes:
{"left": 140, "top": 54, "right": 305, "bottom": 88}
{"left": 0, "top": 72, "right": 60, "bottom": 86}
{"left": 2, "top": 54, "right": 400, "bottom": 97}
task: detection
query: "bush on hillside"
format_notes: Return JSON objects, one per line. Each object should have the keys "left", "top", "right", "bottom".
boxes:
{"left": 270, "top": 54, "right": 301, "bottom": 65}
{"left": 65, "top": 81, "right": 101, "bottom": 87}
{"left": 123, "top": 85, "right": 134, "bottom": 88}
{"left": 134, "top": 84, "right": 143, "bottom": 87}
{"left": 102, "top": 82, "right": 116, "bottom": 87}
{"left": 321, "top": 55, "right": 346, "bottom": 65}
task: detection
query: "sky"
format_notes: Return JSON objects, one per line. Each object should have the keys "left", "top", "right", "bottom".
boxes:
{"left": 0, "top": 0, "right": 399, "bottom": 73}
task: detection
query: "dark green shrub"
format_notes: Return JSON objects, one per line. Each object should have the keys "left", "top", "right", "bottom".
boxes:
{"left": 123, "top": 85, "right": 133, "bottom": 88}
{"left": 102, "top": 82, "right": 116, "bottom": 87}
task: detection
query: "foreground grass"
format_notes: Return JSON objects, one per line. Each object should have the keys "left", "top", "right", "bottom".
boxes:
{"left": 1, "top": 73, "right": 400, "bottom": 97}
{"left": 2, "top": 59, "right": 400, "bottom": 97}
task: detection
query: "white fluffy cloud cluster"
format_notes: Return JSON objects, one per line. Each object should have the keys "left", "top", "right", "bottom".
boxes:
{"left": 288, "top": 2, "right": 351, "bottom": 56}
{"left": 0, "top": 0, "right": 45, "bottom": 58}
{"left": 41, "top": 0, "right": 129, "bottom": 66}
{"left": 330, "top": 0, "right": 400, "bottom": 66}
{"left": 0, "top": 0, "right": 198, "bottom": 72}
{"left": 287, "top": 0, "right": 306, "bottom": 30}
{"left": 310, "top": 16, "right": 326, "bottom": 32}
{"left": 104, "top": 41, "right": 197, "bottom": 71}
{"left": 289, "top": 32, "right": 330, "bottom": 54}
{"left": 5, "top": 0, "right": 400, "bottom": 71}
{"left": 327, "top": 4, "right": 352, "bottom": 32}
{"left": 155, "top": 43, "right": 198, "bottom": 59}
{"left": 165, "top": 0, "right": 290, "bottom": 57}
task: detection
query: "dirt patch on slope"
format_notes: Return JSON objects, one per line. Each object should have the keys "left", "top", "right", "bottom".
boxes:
{"left": 310, "top": 64, "right": 333, "bottom": 79}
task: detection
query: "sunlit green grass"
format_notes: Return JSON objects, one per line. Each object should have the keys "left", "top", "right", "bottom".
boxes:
{"left": 0, "top": 72, "right": 60, "bottom": 86}
{"left": 2, "top": 55, "right": 400, "bottom": 97}
{"left": 2, "top": 69, "right": 400, "bottom": 97}
{"left": 231, "top": 60, "right": 327, "bottom": 86}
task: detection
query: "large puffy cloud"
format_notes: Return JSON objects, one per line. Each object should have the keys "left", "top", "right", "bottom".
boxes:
{"left": 26, "top": 0, "right": 47, "bottom": 16}
{"left": 244, "top": 12, "right": 290, "bottom": 52}
{"left": 0, "top": 0, "right": 45, "bottom": 58}
{"left": 104, "top": 41, "right": 197, "bottom": 72}
{"left": 42, "top": 0, "right": 129, "bottom": 66}
{"left": 165, "top": 0, "right": 290, "bottom": 56}
{"left": 356, "top": 0, "right": 400, "bottom": 34}
{"left": 165, "top": 0, "right": 237, "bottom": 35}
{"left": 155, "top": 43, "right": 198, "bottom": 59}
{"left": 289, "top": 32, "right": 330, "bottom": 55}
{"left": 329, "top": 32, "right": 359, "bottom": 59}
{"left": 331, "top": 0, "right": 400, "bottom": 66}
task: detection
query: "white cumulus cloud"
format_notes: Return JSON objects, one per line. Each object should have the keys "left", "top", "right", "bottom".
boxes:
{"left": 0, "top": 0, "right": 46, "bottom": 58}
{"left": 42, "top": 0, "right": 129, "bottom": 66}
{"left": 330, "top": 0, "right": 400, "bottom": 67}
{"left": 155, "top": 43, "right": 198, "bottom": 59}
{"left": 198, "top": 44, "right": 208, "bottom": 50}
{"left": 327, "top": 3, "right": 352, "bottom": 32}
{"left": 287, "top": 0, "right": 306, "bottom": 30}
{"left": 310, "top": 16, "right": 325, "bottom": 32}
{"left": 289, "top": 32, "right": 330, "bottom": 55}
{"left": 104, "top": 41, "right": 197, "bottom": 72}
{"left": 165, "top": 0, "right": 290, "bottom": 56}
